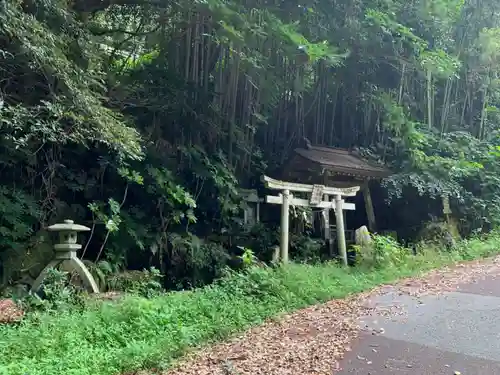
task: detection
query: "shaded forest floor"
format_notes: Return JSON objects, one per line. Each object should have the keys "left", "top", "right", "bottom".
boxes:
{"left": 162, "top": 255, "right": 500, "bottom": 375}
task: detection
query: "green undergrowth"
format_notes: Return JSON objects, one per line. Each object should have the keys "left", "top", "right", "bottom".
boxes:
{"left": 1, "top": 233, "right": 500, "bottom": 375}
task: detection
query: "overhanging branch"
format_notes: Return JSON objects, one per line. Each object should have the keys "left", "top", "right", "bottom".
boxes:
{"left": 72, "top": 0, "right": 169, "bottom": 13}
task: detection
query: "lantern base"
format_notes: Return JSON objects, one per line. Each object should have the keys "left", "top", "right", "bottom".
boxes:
{"left": 31, "top": 254, "right": 99, "bottom": 294}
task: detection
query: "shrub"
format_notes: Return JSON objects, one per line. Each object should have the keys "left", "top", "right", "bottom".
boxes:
{"left": 165, "top": 234, "right": 230, "bottom": 290}
{"left": 107, "top": 268, "right": 164, "bottom": 298}
{"left": 354, "top": 234, "right": 412, "bottom": 269}
{"left": 290, "top": 235, "right": 325, "bottom": 263}
{"left": 18, "top": 268, "right": 86, "bottom": 314}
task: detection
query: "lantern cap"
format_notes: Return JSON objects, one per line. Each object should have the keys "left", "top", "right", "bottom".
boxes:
{"left": 47, "top": 219, "right": 90, "bottom": 232}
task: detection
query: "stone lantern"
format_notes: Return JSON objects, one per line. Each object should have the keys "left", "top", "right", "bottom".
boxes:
{"left": 31, "top": 219, "right": 99, "bottom": 293}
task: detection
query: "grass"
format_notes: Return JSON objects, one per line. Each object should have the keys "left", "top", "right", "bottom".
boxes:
{"left": 1, "top": 233, "right": 500, "bottom": 375}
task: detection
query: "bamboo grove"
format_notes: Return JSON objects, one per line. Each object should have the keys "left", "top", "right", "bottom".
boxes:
{"left": 1, "top": 0, "right": 500, "bottom": 288}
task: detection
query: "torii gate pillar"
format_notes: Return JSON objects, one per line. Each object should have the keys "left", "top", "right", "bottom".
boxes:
{"left": 280, "top": 189, "right": 291, "bottom": 263}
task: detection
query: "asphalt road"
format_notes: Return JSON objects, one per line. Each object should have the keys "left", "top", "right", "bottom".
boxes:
{"left": 338, "top": 274, "right": 500, "bottom": 374}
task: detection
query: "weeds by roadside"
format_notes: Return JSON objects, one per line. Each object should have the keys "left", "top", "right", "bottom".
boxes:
{"left": 1, "top": 232, "right": 500, "bottom": 375}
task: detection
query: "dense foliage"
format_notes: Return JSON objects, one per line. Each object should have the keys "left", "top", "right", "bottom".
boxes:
{"left": 1, "top": 0, "right": 500, "bottom": 288}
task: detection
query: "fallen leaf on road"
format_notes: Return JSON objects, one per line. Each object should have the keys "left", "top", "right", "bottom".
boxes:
{"left": 153, "top": 255, "right": 500, "bottom": 375}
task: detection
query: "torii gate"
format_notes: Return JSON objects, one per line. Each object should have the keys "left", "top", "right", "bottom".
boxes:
{"left": 262, "top": 175, "right": 360, "bottom": 266}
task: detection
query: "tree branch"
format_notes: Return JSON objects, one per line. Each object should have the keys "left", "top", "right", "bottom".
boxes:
{"left": 72, "top": 0, "right": 169, "bottom": 13}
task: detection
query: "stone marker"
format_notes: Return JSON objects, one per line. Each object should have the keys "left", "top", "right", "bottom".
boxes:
{"left": 355, "top": 225, "right": 372, "bottom": 248}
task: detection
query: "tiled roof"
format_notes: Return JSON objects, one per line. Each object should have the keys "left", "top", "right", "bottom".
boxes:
{"left": 294, "top": 146, "right": 390, "bottom": 178}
